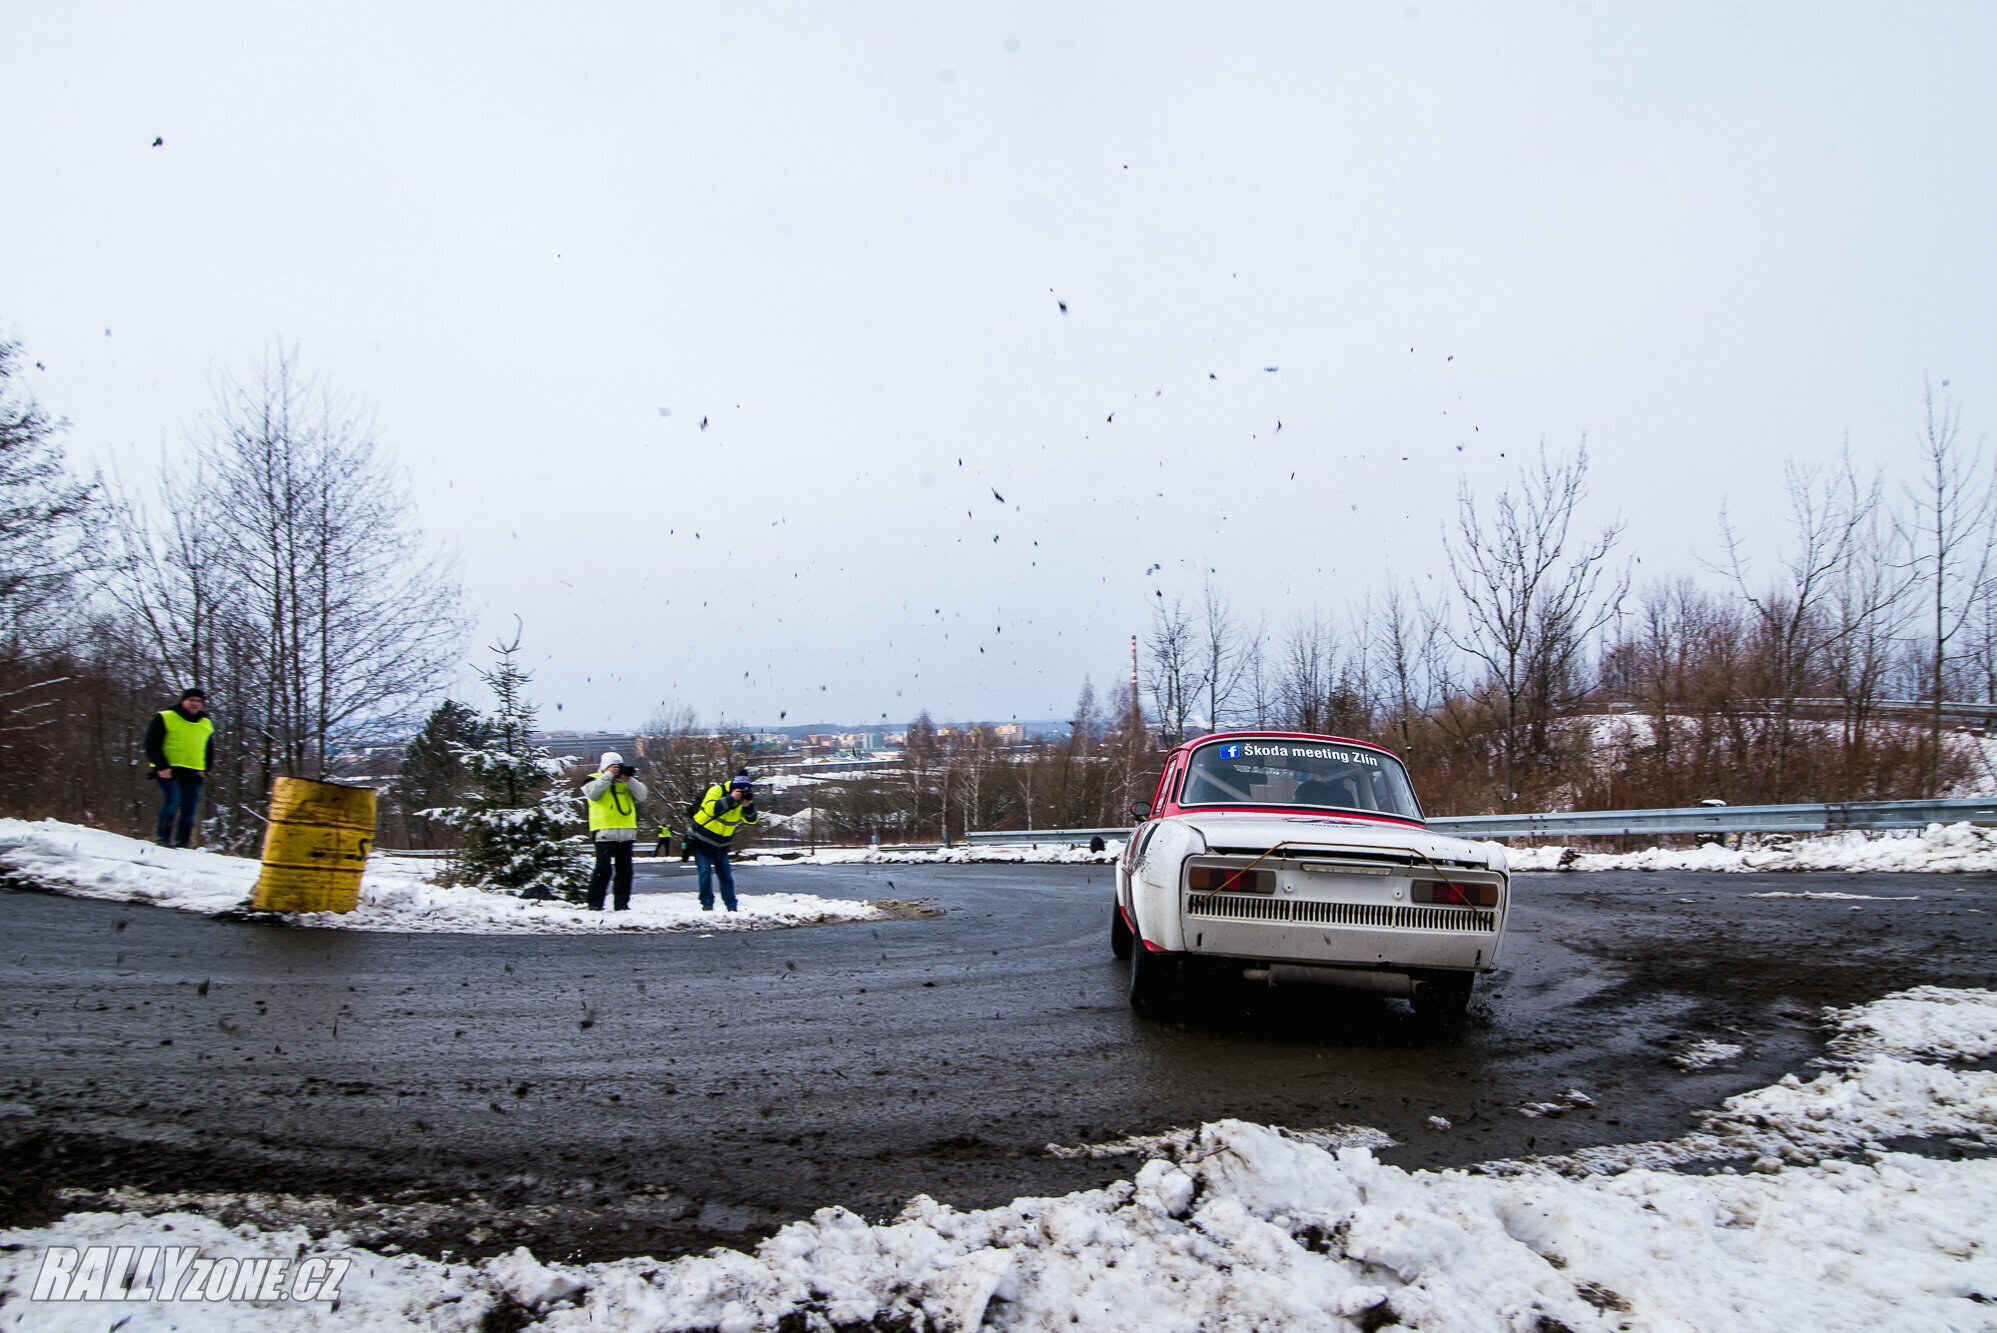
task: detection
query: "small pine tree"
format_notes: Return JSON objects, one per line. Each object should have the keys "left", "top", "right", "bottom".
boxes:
{"left": 438, "top": 630, "right": 588, "bottom": 901}
{"left": 391, "top": 699, "right": 491, "bottom": 849}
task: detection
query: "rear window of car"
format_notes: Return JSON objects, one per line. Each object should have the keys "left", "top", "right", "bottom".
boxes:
{"left": 1180, "top": 739, "right": 1423, "bottom": 821}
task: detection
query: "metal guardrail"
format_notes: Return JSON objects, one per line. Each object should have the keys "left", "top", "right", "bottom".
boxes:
{"left": 1427, "top": 798, "right": 1997, "bottom": 838}
{"left": 963, "top": 827, "right": 1132, "bottom": 846}
{"left": 954, "top": 797, "right": 1997, "bottom": 846}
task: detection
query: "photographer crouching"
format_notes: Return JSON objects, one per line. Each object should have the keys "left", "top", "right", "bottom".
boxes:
{"left": 688, "top": 769, "right": 759, "bottom": 911}
{"left": 581, "top": 751, "right": 648, "bottom": 911}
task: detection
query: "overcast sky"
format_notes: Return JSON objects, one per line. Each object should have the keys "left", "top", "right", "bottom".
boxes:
{"left": 6, "top": 3, "right": 1994, "bottom": 731}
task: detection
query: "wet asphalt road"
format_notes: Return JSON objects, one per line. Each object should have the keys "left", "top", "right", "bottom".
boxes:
{"left": 4, "top": 859, "right": 1995, "bottom": 1262}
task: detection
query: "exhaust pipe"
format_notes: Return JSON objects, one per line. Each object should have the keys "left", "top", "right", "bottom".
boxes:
{"left": 1241, "top": 964, "right": 1415, "bottom": 996}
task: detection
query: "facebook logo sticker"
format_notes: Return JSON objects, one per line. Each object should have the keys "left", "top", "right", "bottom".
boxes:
{"left": 1221, "top": 744, "right": 1239, "bottom": 759}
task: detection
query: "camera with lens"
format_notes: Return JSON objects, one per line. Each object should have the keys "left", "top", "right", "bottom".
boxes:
{"left": 615, "top": 763, "right": 637, "bottom": 778}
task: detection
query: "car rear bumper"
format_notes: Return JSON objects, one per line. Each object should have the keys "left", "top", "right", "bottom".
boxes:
{"left": 1178, "top": 912, "right": 1502, "bottom": 972}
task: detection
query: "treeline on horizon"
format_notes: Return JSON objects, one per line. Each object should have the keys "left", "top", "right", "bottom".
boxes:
{"left": 2, "top": 336, "right": 1990, "bottom": 849}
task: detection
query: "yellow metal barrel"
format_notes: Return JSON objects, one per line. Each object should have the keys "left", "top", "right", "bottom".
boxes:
{"left": 250, "top": 777, "right": 376, "bottom": 913}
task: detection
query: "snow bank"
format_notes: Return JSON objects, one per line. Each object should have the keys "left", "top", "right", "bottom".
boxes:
{"left": 0, "top": 819, "right": 896, "bottom": 935}
{"left": 1504, "top": 820, "right": 1997, "bottom": 873}
{"left": 745, "top": 840, "right": 1123, "bottom": 867}
{"left": 6, "top": 987, "right": 1997, "bottom": 1330}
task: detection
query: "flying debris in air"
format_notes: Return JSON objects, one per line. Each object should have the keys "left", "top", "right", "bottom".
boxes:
{"left": 151, "top": 137, "right": 163, "bottom": 147}
{"left": 700, "top": 416, "right": 708, "bottom": 430}
{"left": 1106, "top": 413, "right": 1114, "bottom": 423}
{"left": 1274, "top": 421, "right": 1282, "bottom": 432}
{"left": 1264, "top": 366, "right": 1278, "bottom": 373}
{"left": 1144, "top": 564, "right": 1160, "bottom": 575}
{"left": 1208, "top": 373, "right": 1217, "bottom": 380}
{"left": 992, "top": 488, "right": 1004, "bottom": 503}
{"left": 1058, "top": 300, "right": 1067, "bottom": 313}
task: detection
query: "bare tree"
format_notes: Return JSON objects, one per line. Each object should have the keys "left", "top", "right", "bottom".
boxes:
{"left": 1370, "top": 584, "right": 1445, "bottom": 755}
{"left": 1240, "top": 618, "right": 1273, "bottom": 727}
{"left": 194, "top": 351, "right": 468, "bottom": 781}
{"left": 1717, "top": 453, "right": 1876, "bottom": 796}
{"left": 1143, "top": 596, "right": 1198, "bottom": 744}
{"left": 0, "top": 339, "right": 97, "bottom": 792}
{"left": 1902, "top": 380, "right": 1995, "bottom": 793}
{"left": 0, "top": 339, "right": 94, "bottom": 650}
{"left": 1276, "top": 612, "right": 1331, "bottom": 733}
{"left": 1827, "top": 461, "right": 1915, "bottom": 759}
{"left": 1447, "top": 442, "right": 1626, "bottom": 810}
{"left": 1194, "top": 580, "right": 1251, "bottom": 732}
{"left": 105, "top": 457, "right": 240, "bottom": 699}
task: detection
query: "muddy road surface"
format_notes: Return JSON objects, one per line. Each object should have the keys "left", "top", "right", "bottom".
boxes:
{"left": 4, "top": 860, "right": 1993, "bottom": 1262}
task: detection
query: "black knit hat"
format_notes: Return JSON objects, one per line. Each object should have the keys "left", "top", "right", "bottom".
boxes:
{"left": 730, "top": 769, "right": 753, "bottom": 790}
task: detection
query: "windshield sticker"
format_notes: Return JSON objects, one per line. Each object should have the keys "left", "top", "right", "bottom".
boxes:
{"left": 1216, "top": 741, "right": 1380, "bottom": 767}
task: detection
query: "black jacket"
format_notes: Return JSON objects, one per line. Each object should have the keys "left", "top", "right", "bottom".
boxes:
{"left": 144, "top": 708, "right": 212, "bottom": 772}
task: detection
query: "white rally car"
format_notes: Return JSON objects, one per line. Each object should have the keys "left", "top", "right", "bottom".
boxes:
{"left": 1113, "top": 731, "right": 1509, "bottom": 1022}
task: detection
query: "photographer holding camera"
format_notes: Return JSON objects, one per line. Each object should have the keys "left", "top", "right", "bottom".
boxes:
{"left": 581, "top": 751, "right": 649, "bottom": 911}
{"left": 687, "top": 769, "right": 759, "bottom": 911}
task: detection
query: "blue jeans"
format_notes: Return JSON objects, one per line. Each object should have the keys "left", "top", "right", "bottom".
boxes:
{"left": 155, "top": 771, "right": 203, "bottom": 846}
{"left": 692, "top": 846, "right": 737, "bottom": 910}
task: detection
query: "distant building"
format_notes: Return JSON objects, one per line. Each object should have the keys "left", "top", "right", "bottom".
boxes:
{"left": 533, "top": 732, "right": 637, "bottom": 761}
{"left": 994, "top": 723, "right": 1026, "bottom": 742}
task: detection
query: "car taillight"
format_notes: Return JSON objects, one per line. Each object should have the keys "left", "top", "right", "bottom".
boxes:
{"left": 1188, "top": 866, "right": 1274, "bottom": 895}
{"left": 1412, "top": 880, "right": 1498, "bottom": 907}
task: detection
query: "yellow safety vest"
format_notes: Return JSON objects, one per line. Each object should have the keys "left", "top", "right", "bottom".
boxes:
{"left": 159, "top": 709, "right": 213, "bottom": 771}
{"left": 692, "top": 783, "right": 757, "bottom": 842}
{"left": 586, "top": 774, "right": 637, "bottom": 831}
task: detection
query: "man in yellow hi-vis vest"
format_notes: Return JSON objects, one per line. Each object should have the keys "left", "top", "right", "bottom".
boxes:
{"left": 143, "top": 689, "right": 213, "bottom": 847}
{"left": 687, "top": 769, "right": 759, "bottom": 911}
{"left": 581, "top": 751, "right": 649, "bottom": 911}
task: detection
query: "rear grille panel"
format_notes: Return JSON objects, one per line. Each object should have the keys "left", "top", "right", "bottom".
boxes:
{"left": 1186, "top": 893, "right": 1497, "bottom": 932}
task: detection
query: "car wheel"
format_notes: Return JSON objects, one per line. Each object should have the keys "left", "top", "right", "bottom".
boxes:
{"left": 1110, "top": 901, "right": 1133, "bottom": 959}
{"left": 1411, "top": 974, "right": 1474, "bottom": 1027}
{"left": 1128, "top": 940, "right": 1181, "bottom": 1019}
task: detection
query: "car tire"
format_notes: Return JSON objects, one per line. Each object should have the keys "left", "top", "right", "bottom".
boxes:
{"left": 1110, "top": 902, "right": 1133, "bottom": 959}
{"left": 1411, "top": 974, "right": 1474, "bottom": 1027}
{"left": 1128, "top": 939, "right": 1181, "bottom": 1019}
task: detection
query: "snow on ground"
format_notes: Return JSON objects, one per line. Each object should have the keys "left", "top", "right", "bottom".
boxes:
{"left": 1746, "top": 890, "right": 1922, "bottom": 900}
{"left": 1826, "top": 985, "right": 1997, "bottom": 1064}
{"left": 1504, "top": 820, "right": 1997, "bottom": 873}
{"left": 1671, "top": 1039, "right": 1745, "bottom": 1070}
{"left": 6, "top": 988, "right": 1997, "bottom": 1331}
{"left": 1046, "top": 1124, "right": 1397, "bottom": 1160}
{"left": 744, "top": 840, "right": 1123, "bottom": 867}
{"left": 0, "top": 819, "right": 902, "bottom": 935}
